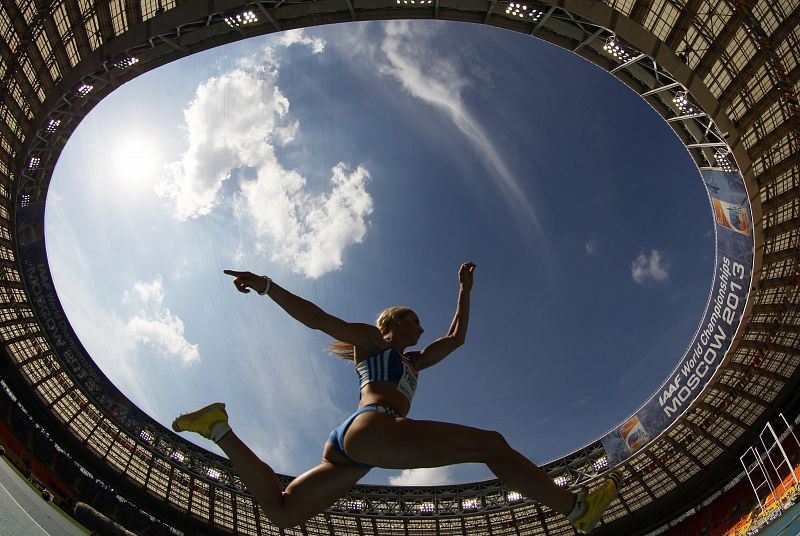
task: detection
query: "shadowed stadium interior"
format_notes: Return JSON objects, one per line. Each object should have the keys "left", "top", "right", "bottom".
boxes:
{"left": 0, "top": 0, "right": 798, "bottom": 534}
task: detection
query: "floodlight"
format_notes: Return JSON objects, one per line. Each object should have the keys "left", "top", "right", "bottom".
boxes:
{"left": 170, "top": 451, "right": 185, "bottom": 462}
{"left": 507, "top": 491, "right": 523, "bottom": 502}
{"left": 207, "top": 468, "right": 221, "bottom": 479}
{"left": 715, "top": 149, "right": 736, "bottom": 172}
{"left": 28, "top": 156, "right": 40, "bottom": 169}
{"left": 554, "top": 475, "right": 569, "bottom": 487}
{"left": 346, "top": 499, "right": 363, "bottom": 511}
{"left": 672, "top": 91, "right": 697, "bottom": 114}
{"left": 139, "top": 429, "right": 153, "bottom": 443}
{"left": 77, "top": 84, "right": 93, "bottom": 97}
{"left": 594, "top": 456, "right": 609, "bottom": 472}
{"left": 419, "top": 502, "right": 435, "bottom": 513}
{"left": 505, "top": 3, "right": 543, "bottom": 20}
{"left": 45, "top": 119, "right": 60, "bottom": 133}
{"left": 114, "top": 56, "right": 139, "bottom": 69}
{"left": 603, "top": 36, "right": 632, "bottom": 61}
{"left": 396, "top": 0, "right": 433, "bottom": 4}
{"left": 225, "top": 10, "right": 258, "bottom": 27}
{"left": 462, "top": 498, "right": 479, "bottom": 510}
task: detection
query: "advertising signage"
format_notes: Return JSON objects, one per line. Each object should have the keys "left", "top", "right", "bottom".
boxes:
{"left": 601, "top": 170, "right": 754, "bottom": 466}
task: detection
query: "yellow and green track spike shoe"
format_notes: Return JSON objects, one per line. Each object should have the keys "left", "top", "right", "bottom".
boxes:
{"left": 172, "top": 402, "right": 228, "bottom": 440}
{"left": 570, "top": 470, "right": 623, "bottom": 534}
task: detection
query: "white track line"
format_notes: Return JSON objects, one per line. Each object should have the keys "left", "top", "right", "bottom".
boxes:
{"left": 0, "top": 463, "right": 51, "bottom": 536}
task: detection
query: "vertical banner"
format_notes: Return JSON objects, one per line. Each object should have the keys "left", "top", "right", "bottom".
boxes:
{"left": 601, "top": 170, "right": 754, "bottom": 466}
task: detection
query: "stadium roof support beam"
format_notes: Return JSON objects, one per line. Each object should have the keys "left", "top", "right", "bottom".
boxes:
{"left": 693, "top": 12, "right": 741, "bottom": 81}
{"left": 725, "top": 362, "right": 791, "bottom": 385}
{"left": 572, "top": 27, "right": 604, "bottom": 54}
{"left": 483, "top": 0, "right": 497, "bottom": 24}
{"left": 711, "top": 384, "right": 771, "bottom": 409}
{"left": 640, "top": 82, "right": 681, "bottom": 97}
{"left": 756, "top": 155, "right": 800, "bottom": 191}
{"left": 664, "top": 0, "right": 703, "bottom": 50}
{"left": 761, "top": 186, "right": 800, "bottom": 214}
{"left": 717, "top": 5, "right": 800, "bottom": 107}
{"left": 681, "top": 420, "right": 731, "bottom": 457}
{"left": 763, "top": 215, "right": 800, "bottom": 239}
{"left": 747, "top": 321, "right": 800, "bottom": 334}
{"left": 667, "top": 113, "right": 707, "bottom": 123}
{"left": 685, "top": 142, "right": 728, "bottom": 148}
{"left": 695, "top": 401, "right": 750, "bottom": 432}
{"left": 610, "top": 54, "right": 646, "bottom": 74}
{"left": 254, "top": 4, "right": 282, "bottom": 31}
{"left": 738, "top": 64, "right": 800, "bottom": 131}
{"left": 624, "top": 463, "right": 659, "bottom": 503}
{"left": 629, "top": 0, "right": 654, "bottom": 25}
{"left": 343, "top": 0, "right": 356, "bottom": 21}
{"left": 643, "top": 450, "right": 682, "bottom": 491}
{"left": 661, "top": 434, "right": 704, "bottom": 472}
{"left": 530, "top": 6, "right": 556, "bottom": 36}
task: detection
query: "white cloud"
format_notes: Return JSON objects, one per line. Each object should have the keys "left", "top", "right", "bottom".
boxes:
{"left": 237, "top": 162, "right": 372, "bottom": 278}
{"left": 124, "top": 278, "right": 165, "bottom": 304}
{"left": 279, "top": 29, "right": 325, "bottom": 54}
{"left": 45, "top": 202, "right": 166, "bottom": 418}
{"left": 631, "top": 249, "right": 670, "bottom": 285}
{"left": 376, "top": 21, "right": 542, "bottom": 237}
{"left": 124, "top": 277, "right": 200, "bottom": 364}
{"left": 584, "top": 240, "right": 596, "bottom": 255}
{"left": 127, "top": 311, "right": 199, "bottom": 364}
{"left": 158, "top": 36, "right": 372, "bottom": 278}
{"left": 388, "top": 466, "right": 455, "bottom": 486}
{"left": 155, "top": 62, "right": 292, "bottom": 220}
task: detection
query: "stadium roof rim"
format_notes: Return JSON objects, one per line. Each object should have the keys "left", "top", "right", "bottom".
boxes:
{"left": 0, "top": 0, "right": 797, "bottom": 534}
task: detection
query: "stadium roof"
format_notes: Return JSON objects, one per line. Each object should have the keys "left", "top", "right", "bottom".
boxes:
{"left": 0, "top": 0, "right": 798, "bottom": 534}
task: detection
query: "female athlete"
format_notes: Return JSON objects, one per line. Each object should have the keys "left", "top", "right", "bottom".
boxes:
{"left": 173, "top": 262, "right": 621, "bottom": 533}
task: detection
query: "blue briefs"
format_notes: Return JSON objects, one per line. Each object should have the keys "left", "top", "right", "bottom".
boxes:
{"left": 327, "top": 404, "right": 399, "bottom": 469}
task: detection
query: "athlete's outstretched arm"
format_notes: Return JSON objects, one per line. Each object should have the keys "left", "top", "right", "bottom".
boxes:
{"left": 412, "top": 262, "right": 475, "bottom": 370}
{"left": 223, "top": 270, "right": 385, "bottom": 351}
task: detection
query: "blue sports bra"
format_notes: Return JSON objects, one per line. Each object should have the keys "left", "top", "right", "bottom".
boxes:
{"left": 355, "top": 345, "right": 419, "bottom": 402}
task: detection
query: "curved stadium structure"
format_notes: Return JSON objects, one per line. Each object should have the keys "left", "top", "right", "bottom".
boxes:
{"left": 0, "top": 0, "right": 798, "bottom": 534}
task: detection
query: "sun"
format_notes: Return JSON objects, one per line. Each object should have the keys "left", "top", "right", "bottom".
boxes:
{"left": 112, "top": 137, "right": 160, "bottom": 188}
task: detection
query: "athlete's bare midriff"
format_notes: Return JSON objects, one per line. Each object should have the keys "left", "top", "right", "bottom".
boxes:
{"left": 358, "top": 382, "right": 410, "bottom": 417}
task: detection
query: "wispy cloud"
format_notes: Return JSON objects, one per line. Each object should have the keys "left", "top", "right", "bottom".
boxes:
{"left": 124, "top": 277, "right": 199, "bottom": 364}
{"left": 631, "top": 249, "right": 670, "bottom": 285}
{"left": 532, "top": 395, "right": 591, "bottom": 431}
{"left": 584, "top": 240, "right": 597, "bottom": 255}
{"left": 388, "top": 466, "right": 455, "bottom": 486}
{"left": 45, "top": 196, "right": 170, "bottom": 418}
{"left": 376, "top": 21, "right": 543, "bottom": 238}
{"left": 157, "top": 33, "right": 373, "bottom": 278}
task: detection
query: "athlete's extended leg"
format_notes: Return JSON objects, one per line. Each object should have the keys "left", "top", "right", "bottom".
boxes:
{"left": 173, "top": 403, "right": 369, "bottom": 528}
{"left": 345, "top": 412, "right": 576, "bottom": 514}
{"left": 345, "top": 412, "right": 620, "bottom": 533}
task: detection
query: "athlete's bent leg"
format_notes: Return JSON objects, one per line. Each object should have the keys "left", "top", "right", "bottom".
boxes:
{"left": 173, "top": 404, "right": 368, "bottom": 528}
{"left": 216, "top": 433, "right": 368, "bottom": 528}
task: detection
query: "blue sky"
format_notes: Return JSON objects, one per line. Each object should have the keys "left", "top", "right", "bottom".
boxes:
{"left": 45, "top": 21, "right": 713, "bottom": 486}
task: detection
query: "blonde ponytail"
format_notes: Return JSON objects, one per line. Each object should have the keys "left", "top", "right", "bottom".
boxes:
{"left": 327, "top": 306, "right": 412, "bottom": 360}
